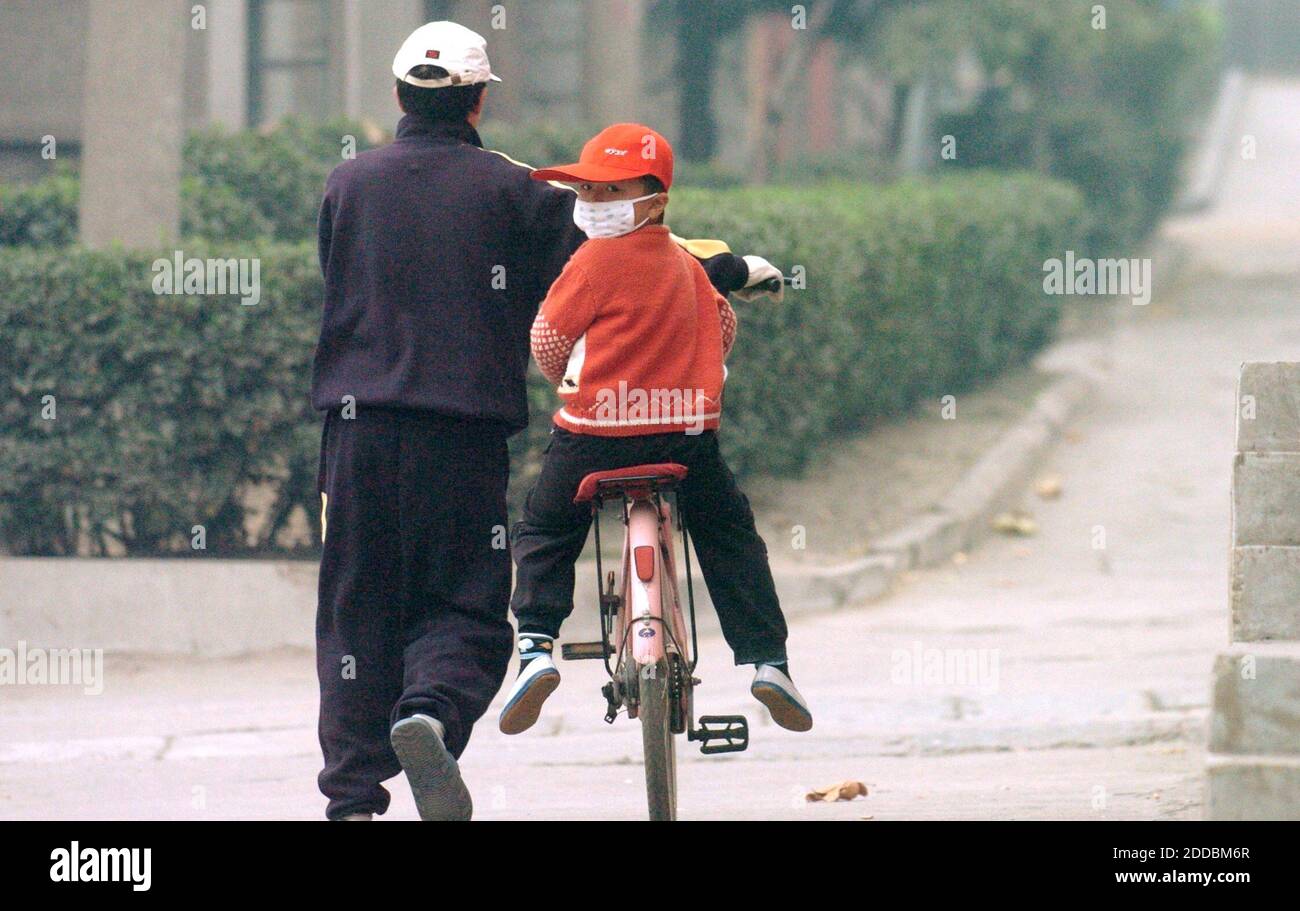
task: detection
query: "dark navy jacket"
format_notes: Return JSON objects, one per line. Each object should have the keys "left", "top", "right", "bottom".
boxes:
{"left": 310, "top": 114, "right": 749, "bottom": 434}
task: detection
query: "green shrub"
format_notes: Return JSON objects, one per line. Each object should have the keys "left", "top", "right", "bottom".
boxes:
{"left": 181, "top": 117, "right": 385, "bottom": 241}
{"left": 1, "top": 118, "right": 595, "bottom": 248}
{"left": 0, "top": 173, "right": 1085, "bottom": 556}
{"left": 478, "top": 120, "right": 590, "bottom": 168}
{"left": 0, "top": 243, "right": 322, "bottom": 555}
{"left": 655, "top": 173, "right": 1085, "bottom": 476}
{"left": 0, "top": 169, "right": 78, "bottom": 247}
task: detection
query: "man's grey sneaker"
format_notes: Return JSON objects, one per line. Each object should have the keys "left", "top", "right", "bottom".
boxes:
{"left": 498, "top": 652, "right": 560, "bottom": 735}
{"left": 751, "top": 664, "right": 813, "bottom": 732}
{"left": 389, "top": 714, "right": 473, "bottom": 821}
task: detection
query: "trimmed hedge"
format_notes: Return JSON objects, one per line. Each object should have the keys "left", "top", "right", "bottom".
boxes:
{"left": 0, "top": 169, "right": 79, "bottom": 248}
{"left": 0, "top": 174, "right": 1085, "bottom": 556}
{"left": 0, "top": 243, "right": 321, "bottom": 555}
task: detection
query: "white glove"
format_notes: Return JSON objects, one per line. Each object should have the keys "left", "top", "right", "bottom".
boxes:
{"left": 733, "top": 254, "right": 784, "bottom": 303}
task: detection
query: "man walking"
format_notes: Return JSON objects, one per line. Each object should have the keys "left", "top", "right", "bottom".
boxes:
{"left": 311, "top": 21, "right": 782, "bottom": 821}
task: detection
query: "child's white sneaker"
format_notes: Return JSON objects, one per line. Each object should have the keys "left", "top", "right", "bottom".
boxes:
{"left": 751, "top": 664, "right": 813, "bottom": 732}
{"left": 499, "top": 637, "right": 561, "bottom": 735}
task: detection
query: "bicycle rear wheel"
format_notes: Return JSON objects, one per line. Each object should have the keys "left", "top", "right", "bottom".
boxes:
{"left": 638, "top": 660, "right": 677, "bottom": 821}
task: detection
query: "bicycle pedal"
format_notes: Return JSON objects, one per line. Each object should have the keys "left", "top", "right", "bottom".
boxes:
{"left": 689, "top": 714, "right": 749, "bottom": 755}
{"left": 561, "top": 641, "right": 612, "bottom": 661}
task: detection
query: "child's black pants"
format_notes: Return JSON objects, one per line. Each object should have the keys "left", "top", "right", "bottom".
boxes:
{"left": 510, "top": 427, "right": 788, "bottom": 666}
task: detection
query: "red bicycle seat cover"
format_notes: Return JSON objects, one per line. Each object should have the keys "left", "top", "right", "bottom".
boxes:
{"left": 573, "top": 463, "right": 689, "bottom": 504}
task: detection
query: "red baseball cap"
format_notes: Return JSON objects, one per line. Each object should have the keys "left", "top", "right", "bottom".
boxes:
{"left": 530, "top": 123, "right": 674, "bottom": 190}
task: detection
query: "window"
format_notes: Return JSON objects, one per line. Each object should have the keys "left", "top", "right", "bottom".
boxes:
{"left": 247, "top": 0, "right": 332, "bottom": 126}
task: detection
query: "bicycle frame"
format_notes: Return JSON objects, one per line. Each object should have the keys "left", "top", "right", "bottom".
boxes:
{"left": 574, "top": 468, "right": 750, "bottom": 820}
{"left": 590, "top": 478, "right": 697, "bottom": 681}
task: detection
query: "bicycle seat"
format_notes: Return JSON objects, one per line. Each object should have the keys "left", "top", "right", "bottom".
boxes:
{"left": 573, "top": 463, "right": 689, "bottom": 504}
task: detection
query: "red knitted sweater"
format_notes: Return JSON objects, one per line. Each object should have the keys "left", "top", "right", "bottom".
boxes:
{"left": 530, "top": 225, "right": 737, "bottom": 437}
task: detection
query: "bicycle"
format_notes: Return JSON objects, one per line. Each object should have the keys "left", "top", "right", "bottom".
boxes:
{"left": 557, "top": 275, "right": 794, "bottom": 821}
{"left": 560, "top": 463, "right": 749, "bottom": 821}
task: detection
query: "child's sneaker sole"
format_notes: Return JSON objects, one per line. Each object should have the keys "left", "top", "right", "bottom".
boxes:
{"left": 751, "top": 682, "right": 814, "bottom": 732}
{"left": 498, "top": 668, "right": 560, "bottom": 735}
{"left": 389, "top": 715, "right": 473, "bottom": 821}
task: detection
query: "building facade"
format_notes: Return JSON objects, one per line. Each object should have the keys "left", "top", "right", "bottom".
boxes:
{"left": 1, "top": 0, "right": 858, "bottom": 178}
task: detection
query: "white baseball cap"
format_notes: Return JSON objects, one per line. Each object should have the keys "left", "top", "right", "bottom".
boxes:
{"left": 392, "top": 21, "right": 502, "bottom": 88}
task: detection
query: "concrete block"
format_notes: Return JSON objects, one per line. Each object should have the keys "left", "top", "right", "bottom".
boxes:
{"left": 0, "top": 557, "right": 316, "bottom": 658}
{"left": 1236, "top": 362, "right": 1300, "bottom": 453}
{"left": 80, "top": 1, "right": 185, "bottom": 247}
{"left": 1206, "top": 756, "right": 1300, "bottom": 820}
{"left": 1209, "top": 647, "right": 1300, "bottom": 755}
{"left": 1232, "top": 451, "right": 1300, "bottom": 545}
{"left": 1231, "top": 546, "right": 1300, "bottom": 641}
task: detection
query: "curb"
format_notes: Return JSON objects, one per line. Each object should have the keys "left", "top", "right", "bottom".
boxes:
{"left": 782, "top": 356, "right": 1101, "bottom": 618}
{"left": 1173, "top": 68, "right": 1247, "bottom": 215}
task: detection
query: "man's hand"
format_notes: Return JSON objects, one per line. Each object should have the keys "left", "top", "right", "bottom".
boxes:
{"left": 733, "top": 255, "right": 784, "bottom": 303}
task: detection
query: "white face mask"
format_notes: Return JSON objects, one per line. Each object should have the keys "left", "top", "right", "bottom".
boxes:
{"left": 573, "top": 192, "right": 660, "bottom": 239}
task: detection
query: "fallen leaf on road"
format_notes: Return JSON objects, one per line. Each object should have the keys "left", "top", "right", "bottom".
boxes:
{"left": 992, "top": 511, "right": 1038, "bottom": 536}
{"left": 1034, "top": 474, "right": 1063, "bottom": 499}
{"left": 806, "top": 781, "right": 868, "bottom": 802}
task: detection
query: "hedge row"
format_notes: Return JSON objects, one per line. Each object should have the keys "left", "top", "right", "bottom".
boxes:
{"left": 0, "top": 174, "right": 1085, "bottom": 556}
{"left": 516, "top": 173, "right": 1086, "bottom": 483}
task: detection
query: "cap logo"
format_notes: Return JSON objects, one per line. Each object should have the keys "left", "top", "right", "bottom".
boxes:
{"left": 604, "top": 148, "right": 629, "bottom": 156}
{"left": 425, "top": 49, "right": 441, "bottom": 59}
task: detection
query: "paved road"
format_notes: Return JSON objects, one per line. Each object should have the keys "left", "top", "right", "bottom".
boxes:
{"left": 2, "top": 79, "right": 1298, "bottom": 821}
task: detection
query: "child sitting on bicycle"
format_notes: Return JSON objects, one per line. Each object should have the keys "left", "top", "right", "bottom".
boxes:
{"left": 500, "top": 123, "right": 812, "bottom": 736}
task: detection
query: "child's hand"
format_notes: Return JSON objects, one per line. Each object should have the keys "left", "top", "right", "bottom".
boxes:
{"left": 734, "top": 255, "right": 785, "bottom": 303}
